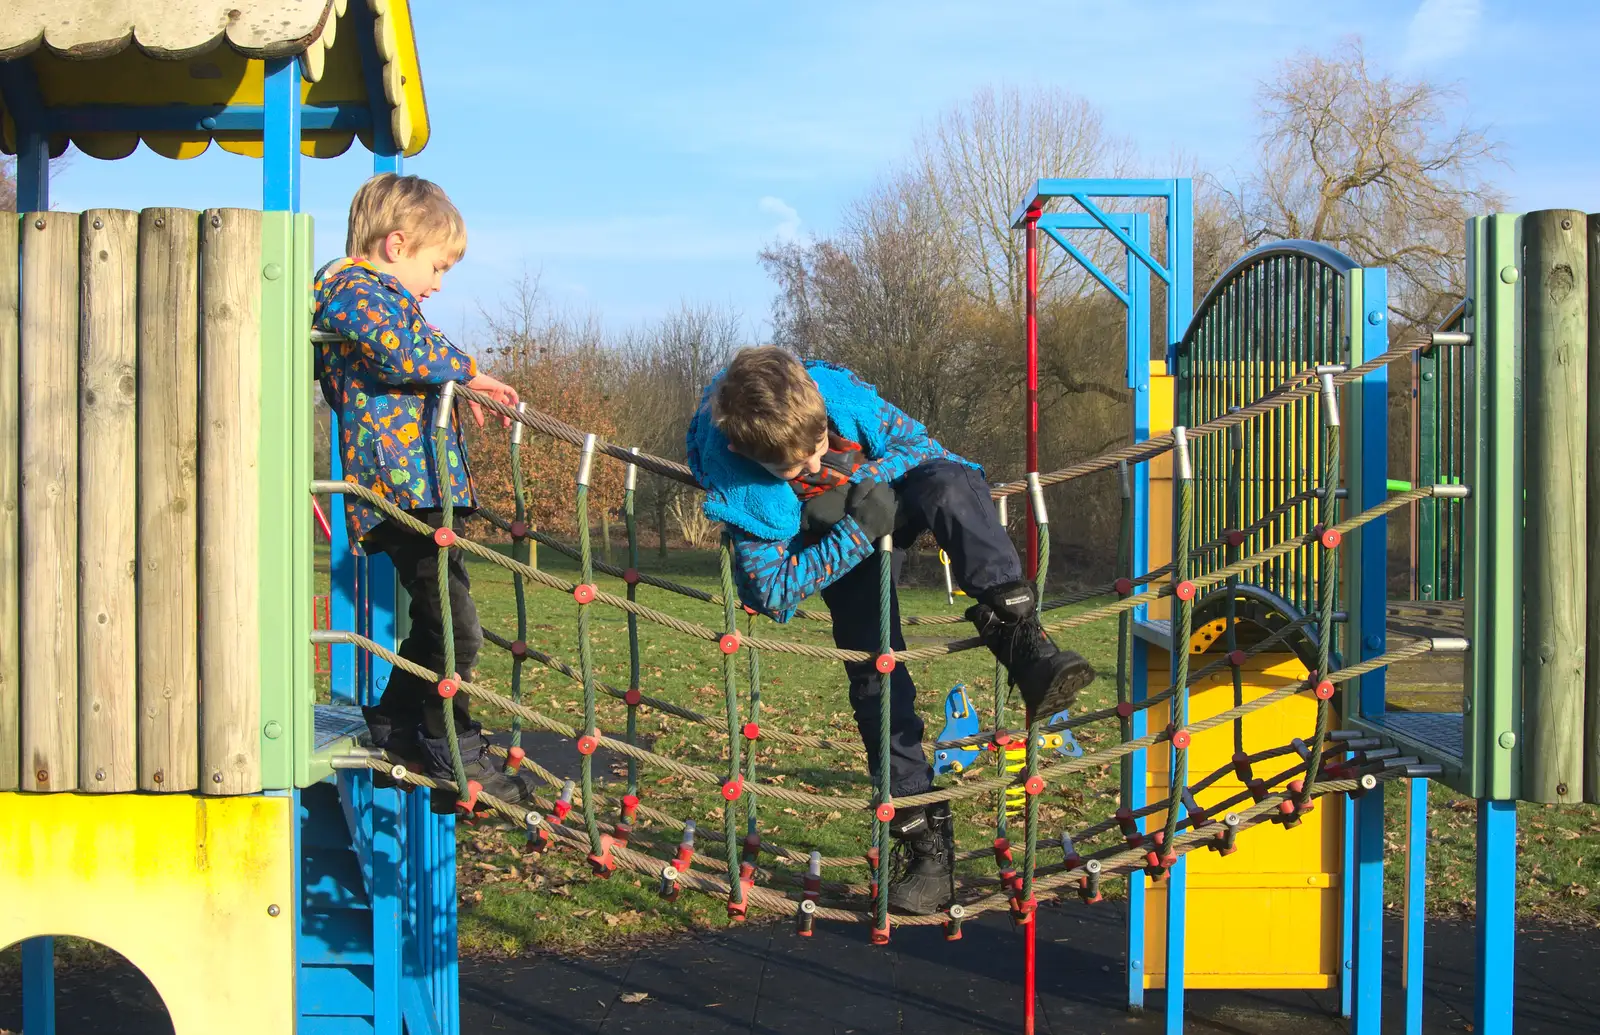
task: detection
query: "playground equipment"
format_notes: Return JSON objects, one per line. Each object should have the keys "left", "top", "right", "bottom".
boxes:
{"left": 1, "top": 7, "right": 1596, "bottom": 1035}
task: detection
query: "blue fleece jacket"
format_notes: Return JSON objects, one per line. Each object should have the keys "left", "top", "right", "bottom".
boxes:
{"left": 686, "top": 359, "right": 978, "bottom": 621}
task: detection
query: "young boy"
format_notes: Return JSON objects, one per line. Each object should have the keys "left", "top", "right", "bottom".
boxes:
{"left": 315, "top": 173, "right": 530, "bottom": 807}
{"left": 686, "top": 346, "right": 1095, "bottom": 914}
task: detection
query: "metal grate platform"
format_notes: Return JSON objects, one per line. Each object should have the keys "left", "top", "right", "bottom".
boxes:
{"left": 1362, "top": 710, "right": 1463, "bottom": 760}
{"left": 314, "top": 704, "right": 369, "bottom": 750}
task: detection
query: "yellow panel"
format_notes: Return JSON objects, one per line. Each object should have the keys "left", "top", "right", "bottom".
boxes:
{"left": 1140, "top": 649, "right": 1344, "bottom": 989}
{"left": 1147, "top": 367, "right": 1175, "bottom": 621}
{"left": 0, "top": 792, "right": 295, "bottom": 1035}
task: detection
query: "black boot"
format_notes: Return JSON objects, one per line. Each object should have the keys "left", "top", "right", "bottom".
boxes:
{"left": 887, "top": 802, "right": 955, "bottom": 915}
{"left": 966, "top": 580, "right": 1096, "bottom": 717}
{"left": 419, "top": 723, "right": 534, "bottom": 811}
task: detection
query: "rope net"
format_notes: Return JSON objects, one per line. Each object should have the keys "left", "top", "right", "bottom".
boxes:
{"left": 313, "top": 335, "right": 1461, "bottom": 937}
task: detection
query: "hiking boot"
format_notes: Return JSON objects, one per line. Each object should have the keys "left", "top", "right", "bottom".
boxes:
{"left": 966, "top": 580, "right": 1096, "bottom": 718}
{"left": 419, "top": 723, "right": 535, "bottom": 813}
{"left": 362, "top": 706, "right": 425, "bottom": 788}
{"left": 887, "top": 801, "right": 955, "bottom": 915}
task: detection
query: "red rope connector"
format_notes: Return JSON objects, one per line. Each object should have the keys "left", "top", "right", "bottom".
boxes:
{"left": 436, "top": 676, "right": 459, "bottom": 699}
{"left": 1115, "top": 701, "right": 1135, "bottom": 720}
{"left": 1024, "top": 775, "right": 1046, "bottom": 796}
{"left": 673, "top": 820, "right": 696, "bottom": 872}
{"left": 1010, "top": 894, "right": 1037, "bottom": 925}
{"left": 1114, "top": 577, "right": 1134, "bottom": 597}
{"left": 944, "top": 903, "right": 966, "bottom": 940}
{"left": 1231, "top": 751, "right": 1255, "bottom": 784}
{"left": 1319, "top": 526, "right": 1343, "bottom": 549}
{"left": 719, "top": 632, "right": 741, "bottom": 654}
{"left": 866, "top": 846, "right": 881, "bottom": 900}
{"left": 871, "top": 921, "right": 891, "bottom": 945}
{"left": 874, "top": 653, "right": 896, "bottom": 674}
{"left": 992, "top": 729, "right": 1014, "bottom": 748}
{"left": 727, "top": 870, "right": 753, "bottom": 921}
{"left": 622, "top": 567, "right": 640, "bottom": 585}
{"left": 742, "top": 722, "right": 761, "bottom": 741}
{"left": 1227, "top": 648, "right": 1247, "bottom": 668}
{"left": 576, "top": 734, "right": 599, "bottom": 755}
{"left": 1182, "top": 788, "right": 1210, "bottom": 830}
{"left": 743, "top": 830, "right": 763, "bottom": 866}
{"left": 1144, "top": 831, "right": 1178, "bottom": 880}
{"left": 1170, "top": 726, "right": 1192, "bottom": 750}
{"left": 875, "top": 802, "right": 895, "bottom": 822}
{"left": 509, "top": 519, "right": 530, "bottom": 540}
{"left": 509, "top": 639, "right": 529, "bottom": 659}
{"left": 432, "top": 527, "right": 457, "bottom": 548}
{"left": 573, "top": 583, "right": 597, "bottom": 604}
{"left": 1079, "top": 858, "right": 1104, "bottom": 904}
{"left": 587, "top": 833, "right": 617, "bottom": 878}
{"left": 1225, "top": 528, "right": 1247, "bottom": 548}
{"left": 624, "top": 689, "right": 643, "bottom": 706}
{"left": 455, "top": 779, "right": 482, "bottom": 815}
{"left": 796, "top": 897, "right": 817, "bottom": 937}
{"left": 743, "top": 605, "right": 758, "bottom": 616}
{"left": 525, "top": 817, "right": 552, "bottom": 854}
{"left": 799, "top": 849, "right": 822, "bottom": 936}
{"left": 1315, "top": 679, "right": 1336, "bottom": 701}
{"left": 992, "top": 838, "right": 1021, "bottom": 896}
{"left": 721, "top": 777, "right": 744, "bottom": 801}
{"left": 616, "top": 794, "right": 640, "bottom": 845}
{"left": 552, "top": 780, "right": 575, "bottom": 822}
{"left": 1114, "top": 808, "right": 1144, "bottom": 848}
{"left": 1277, "top": 779, "right": 1315, "bottom": 828}
{"left": 1173, "top": 579, "right": 1197, "bottom": 602}
{"left": 505, "top": 746, "right": 526, "bottom": 771}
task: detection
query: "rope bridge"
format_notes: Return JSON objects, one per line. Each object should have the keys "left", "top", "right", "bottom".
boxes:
{"left": 312, "top": 332, "right": 1465, "bottom": 939}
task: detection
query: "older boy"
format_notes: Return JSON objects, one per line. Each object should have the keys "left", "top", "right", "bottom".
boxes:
{"left": 315, "top": 172, "right": 530, "bottom": 807}
{"left": 686, "top": 346, "right": 1094, "bottom": 914}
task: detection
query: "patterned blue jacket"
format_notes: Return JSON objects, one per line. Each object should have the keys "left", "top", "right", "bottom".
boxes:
{"left": 686, "top": 360, "right": 978, "bottom": 621}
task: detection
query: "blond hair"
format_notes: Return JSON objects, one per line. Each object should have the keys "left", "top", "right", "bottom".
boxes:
{"left": 711, "top": 347, "right": 828, "bottom": 465}
{"left": 345, "top": 173, "right": 467, "bottom": 260}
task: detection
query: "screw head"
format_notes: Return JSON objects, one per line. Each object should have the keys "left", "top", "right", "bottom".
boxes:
{"left": 153, "top": 216, "right": 165, "bottom": 228}
{"left": 1499, "top": 266, "right": 1518, "bottom": 284}
{"left": 210, "top": 214, "right": 222, "bottom": 228}
{"left": 263, "top": 263, "right": 282, "bottom": 281}
{"left": 212, "top": 771, "right": 224, "bottom": 783}
{"left": 33, "top": 218, "right": 44, "bottom": 230}
{"left": 95, "top": 768, "right": 106, "bottom": 781}
{"left": 1561, "top": 218, "right": 1573, "bottom": 231}
{"left": 153, "top": 770, "right": 165, "bottom": 784}
{"left": 267, "top": 904, "right": 281, "bottom": 917}
{"left": 1557, "top": 782, "right": 1569, "bottom": 796}
{"left": 1367, "top": 310, "right": 1385, "bottom": 325}
{"left": 35, "top": 768, "right": 48, "bottom": 782}
{"left": 1497, "top": 731, "right": 1516, "bottom": 749}
{"left": 92, "top": 218, "right": 103, "bottom": 230}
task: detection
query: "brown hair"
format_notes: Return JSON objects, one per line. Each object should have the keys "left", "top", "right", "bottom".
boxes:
{"left": 711, "top": 346, "right": 828, "bottom": 465}
{"left": 345, "top": 173, "right": 468, "bottom": 260}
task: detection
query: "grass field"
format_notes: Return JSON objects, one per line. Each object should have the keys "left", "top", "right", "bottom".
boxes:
{"left": 311, "top": 537, "right": 1600, "bottom": 958}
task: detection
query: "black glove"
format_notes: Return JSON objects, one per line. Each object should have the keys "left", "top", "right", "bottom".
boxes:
{"left": 800, "top": 485, "right": 849, "bottom": 535}
{"left": 845, "top": 478, "right": 898, "bottom": 541}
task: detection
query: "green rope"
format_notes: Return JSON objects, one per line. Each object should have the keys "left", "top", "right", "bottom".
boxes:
{"left": 994, "top": 498, "right": 1010, "bottom": 840}
{"left": 1300, "top": 410, "right": 1341, "bottom": 807}
{"left": 875, "top": 536, "right": 894, "bottom": 933}
{"left": 428, "top": 416, "right": 471, "bottom": 800}
{"left": 508, "top": 418, "right": 528, "bottom": 763}
{"left": 719, "top": 539, "right": 744, "bottom": 906}
{"left": 624, "top": 457, "right": 641, "bottom": 798}
{"left": 1115, "top": 463, "right": 1133, "bottom": 803}
{"left": 1022, "top": 520, "right": 1049, "bottom": 905}
{"left": 1162, "top": 439, "right": 1193, "bottom": 851}
{"left": 576, "top": 446, "right": 602, "bottom": 854}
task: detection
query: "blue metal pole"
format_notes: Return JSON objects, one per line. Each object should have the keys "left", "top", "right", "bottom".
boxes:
{"left": 1341, "top": 798, "right": 1356, "bottom": 1018}
{"left": 1402, "top": 778, "right": 1429, "bottom": 1035}
{"left": 1126, "top": 217, "right": 1152, "bottom": 1014}
{"left": 1475, "top": 799, "right": 1516, "bottom": 1035}
{"left": 0, "top": 59, "right": 50, "bottom": 212}
{"left": 14, "top": 127, "right": 48, "bottom": 212}
{"left": 21, "top": 936, "right": 55, "bottom": 1035}
{"left": 371, "top": 779, "right": 402, "bottom": 1034}
{"left": 261, "top": 57, "right": 302, "bottom": 213}
{"left": 1358, "top": 269, "right": 1390, "bottom": 717}
{"left": 1351, "top": 782, "right": 1385, "bottom": 1035}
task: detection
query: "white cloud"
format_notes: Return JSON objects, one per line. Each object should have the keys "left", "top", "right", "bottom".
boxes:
{"left": 1402, "top": 0, "right": 1483, "bottom": 67}
{"left": 759, "top": 196, "right": 802, "bottom": 242}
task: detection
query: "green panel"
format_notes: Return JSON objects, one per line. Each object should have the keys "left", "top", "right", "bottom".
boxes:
{"left": 1462, "top": 216, "right": 1487, "bottom": 796}
{"left": 1342, "top": 269, "right": 1365, "bottom": 708}
{"left": 257, "top": 212, "right": 314, "bottom": 790}
{"left": 1476, "top": 214, "right": 1523, "bottom": 801}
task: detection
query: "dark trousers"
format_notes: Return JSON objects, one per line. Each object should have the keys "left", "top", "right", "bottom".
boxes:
{"left": 821, "top": 460, "right": 1024, "bottom": 796}
{"left": 363, "top": 510, "right": 481, "bottom": 739}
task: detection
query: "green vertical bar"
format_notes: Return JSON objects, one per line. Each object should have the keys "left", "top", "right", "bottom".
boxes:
{"left": 257, "top": 210, "right": 309, "bottom": 789}
{"left": 1462, "top": 217, "right": 1487, "bottom": 794}
{"left": 1418, "top": 341, "right": 1439, "bottom": 599}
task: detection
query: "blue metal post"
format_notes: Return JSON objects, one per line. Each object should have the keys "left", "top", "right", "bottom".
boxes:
{"left": 1475, "top": 799, "right": 1515, "bottom": 1035}
{"left": 1127, "top": 217, "right": 1152, "bottom": 1012}
{"left": 1402, "top": 778, "right": 1429, "bottom": 1035}
{"left": 1357, "top": 268, "right": 1390, "bottom": 716}
{"left": 262, "top": 57, "right": 301, "bottom": 213}
{"left": 21, "top": 936, "right": 55, "bottom": 1035}
{"left": 1341, "top": 798, "right": 1356, "bottom": 1018}
{"left": 0, "top": 59, "right": 50, "bottom": 212}
{"left": 371, "top": 781, "right": 403, "bottom": 1034}
{"left": 1351, "top": 781, "right": 1385, "bottom": 1034}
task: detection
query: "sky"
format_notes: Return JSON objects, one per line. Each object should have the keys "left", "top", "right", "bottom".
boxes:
{"left": 45, "top": 0, "right": 1600, "bottom": 347}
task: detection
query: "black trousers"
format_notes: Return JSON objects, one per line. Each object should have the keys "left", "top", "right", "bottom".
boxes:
{"left": 363, "top": 510, "right": 481, "bottom": 739}
{"left": 821, "top": 460, "right": 1024, "bottom": 796}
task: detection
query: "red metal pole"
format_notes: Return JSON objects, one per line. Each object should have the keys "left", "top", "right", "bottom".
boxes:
{"left": 1024, "top": 213, "right": 1040, "bottom": 580}
{"left": 312, "top": 497, "right": 333, "bottom": 542}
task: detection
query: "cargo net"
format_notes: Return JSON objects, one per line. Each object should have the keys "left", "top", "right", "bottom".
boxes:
{"left": 312, "top": 337, "right": 1466, "bottom": 940}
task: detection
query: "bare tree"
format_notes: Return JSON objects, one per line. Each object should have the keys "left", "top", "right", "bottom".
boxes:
{"left": 1238, "top": 37, "right": 1505, "bottom": 326}
{"left": 0, "top": 157, "right": 14, "bottom": 211}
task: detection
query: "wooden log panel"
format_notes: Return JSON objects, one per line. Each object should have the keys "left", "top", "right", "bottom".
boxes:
{"left": 19, "top": 213, "right": 80, "bottom": 792}
{"left": 198, "top": 209, "right": 262, "bottom": 795}
{"left": 78, "top": 210, "right": 140, "bottom": 792}
{"left": 1522, "top": 209, "right": 1588, "bottom": 804}
{"left": 1588, "top": 212, "right": 1600, "bottom": 805}
{"left": 137, "top": 209, "right": 201, "bottom": 793}
{"left": 0, "top": 215, "right": 16, "bottom": 790}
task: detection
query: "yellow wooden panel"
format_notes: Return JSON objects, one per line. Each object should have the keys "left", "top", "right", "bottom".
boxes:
{"left": 1147, "top": 368, "right": 1175, "bottom": 622}
{"left": 1141, "top": 649, "right": 1344, "bottom": 988}
{"left": 0, "top": 792, "right": 295, "bottom": 1035}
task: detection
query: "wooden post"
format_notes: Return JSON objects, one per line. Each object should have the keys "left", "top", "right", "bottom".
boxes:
{"left": 19, "top": 212, "right": 80, "bottom": 792}
{"left": 0, "top": 215, "right": 16, "bottom": 791}
{"left": 198, "top": 209, "right": 262, "bottom": 795}
{"left": 78, "top": 210, "right": 139, "bottom": 792}
{"left": 1588, "top": 211, "right": 1600, "bottom": 804}
{"left": 138, "top": 209, "right": 201, "bottom": 792}
{"left": 1523, "top": 209, "right": 1587, "bottom": 804}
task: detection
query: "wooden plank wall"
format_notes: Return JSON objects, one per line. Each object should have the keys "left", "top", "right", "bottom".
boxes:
{"left": 6, "top": 208, "right": 264, "bottom": 794}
